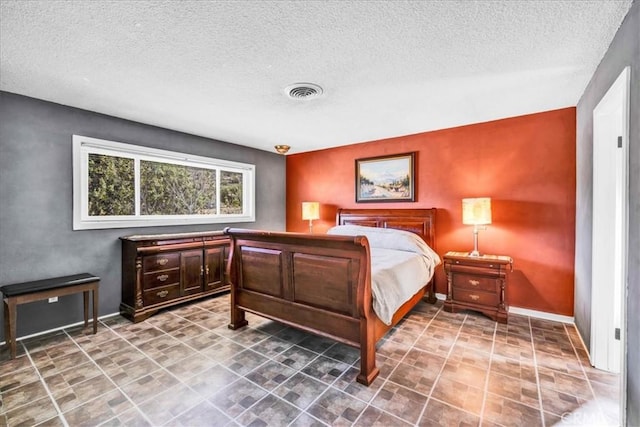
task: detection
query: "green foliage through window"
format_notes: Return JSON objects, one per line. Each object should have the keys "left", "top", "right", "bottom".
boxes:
{"left": 141, "top": 161, "right": 217, "bottom": 215}
{"left": 88, "top": 154, "right": 135, "bottom": 216}
{"left": 74, "top": 135, "right": 254, "bottom": 230}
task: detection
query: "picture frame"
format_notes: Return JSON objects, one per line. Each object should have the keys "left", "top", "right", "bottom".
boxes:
{"left": 355, "top": 152, "right": 415, "bottom": 203}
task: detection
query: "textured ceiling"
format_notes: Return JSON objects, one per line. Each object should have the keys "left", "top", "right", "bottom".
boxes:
{"left": 0, "top": 1, "right": 632, "bottom": 154}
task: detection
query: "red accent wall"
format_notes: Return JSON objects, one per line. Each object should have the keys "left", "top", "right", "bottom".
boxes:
{"left": 286, "top": 108, "right": 576, "bottom": 316}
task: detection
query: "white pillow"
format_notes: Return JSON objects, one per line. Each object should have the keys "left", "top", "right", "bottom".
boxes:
{"left": 327, "top": 224, "right": 439, "bottom": 262}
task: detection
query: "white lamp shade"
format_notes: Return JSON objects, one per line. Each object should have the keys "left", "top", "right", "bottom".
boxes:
{"left": 301, "top": 202, "right": 320, "bottom": 220}
{"left": 462, "top": 198, "right": 492, "bottom": 225}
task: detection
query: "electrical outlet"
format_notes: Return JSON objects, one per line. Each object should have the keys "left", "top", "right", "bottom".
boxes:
{"left": 48, "top": 297, "right": 58, "bottom": 303}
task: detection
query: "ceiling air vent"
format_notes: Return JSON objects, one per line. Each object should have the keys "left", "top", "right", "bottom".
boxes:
{"left": 285, "top": 83, "right": 323, "bottom": 100}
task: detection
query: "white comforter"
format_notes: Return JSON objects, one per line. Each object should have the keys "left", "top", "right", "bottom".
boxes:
{"left": 327, "top": 225, "right": 441, "bottom": 325}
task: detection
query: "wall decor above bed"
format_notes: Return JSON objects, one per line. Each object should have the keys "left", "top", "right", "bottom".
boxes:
{"left": 355, "top": 152, "right": 415, "bottom": 203}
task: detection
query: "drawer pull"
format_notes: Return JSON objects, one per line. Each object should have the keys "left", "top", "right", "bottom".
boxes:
{"left": 157, "top": 274, "right": 169, "bottom": 282}
{"left": 157, "top": 258, "right": 169, "bottom": 266}
{"left": 469, "top": 279, "right": 480, "bottom": 286}
{"left": 156, "top": 290, "right": 169, "bottom": 298}
{"left": 469, "top": 294, "right": 480, "bottom": 301}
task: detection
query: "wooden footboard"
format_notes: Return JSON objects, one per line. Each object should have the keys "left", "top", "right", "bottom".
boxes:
{"left": 224, "top": 229, "right": 381, "bottom": 383}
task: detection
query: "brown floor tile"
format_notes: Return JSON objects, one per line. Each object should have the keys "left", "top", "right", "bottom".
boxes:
{"left": 249, "top": 335, "right": 294, "bottom": 357}
{"left": 490, "top": 354, "right": 537, "bottom": 384}
{"left": 272, "top": 372, "right": 329, "bottom": 409}
{"left": 164, "top": 351, "right": 213, "bottom": 379}
{"left": 274, "top": 345, "right": 318, "bottom": 371}
{"left": 1, "top": 379, "right": 50, "bottom": 414}
{"left": 376, "top": 336, "right": 413, "bottom": 360}
{"left": 0, "top": 364, "right": 39, "bottom": 393}
{"left": 209, "top": 377, "right": 269, "bottom": 418}
{"left": 307, "top": 387, "right": 367, "bottom": 425}
{"left": 183, "top": 330, "right": 225, "bottom": 351}
{"left": 62, "top": 389, "right": 133, "bottom": 426}
{"left": 119, "top": 369, "right": 178, "bottom": 405}
{"left": 430, "top": 375, "right": 484, "bottom": 416}
{"left": 3, "top": 294, "right": 620, "bottom": 427}
{"left": 539, "top": 386, "right": 588, "bottom": 417}
{"left": 388, "top": 361, "right": 440, "bottom": 396}
{"left": 222, "top": 348, "right": 268, "bottom": 375}
{"left": 371, "top": 381, "right": 429, "bottom": 424}
{"left": 301, "top": 355, "right": 351, "bottom": 384}
{"left": 455, "top": 332, "right": 494, "bottom": 354}
{"left": 4, "top": 395, "right": 58, "bottom": 427}
{"left": 101, "top": 356, "right": 160, "bottom": 388}
{"left": 0, "top": 354, "right": 32, "bottom": 376}
{"left": 198, "top": 337, "right": 246, "bottom": 360}
{"left": 418, "top": 398, "right": 480, "bottom": 426}
{"left": 289, "top": 412, "right": 329, "bottom": 427}
{"left": 235, "top": 393, "right": 301, "bottom": 426}
{"left": 447, "top": 342, "right": 491, "bottom": 370}
{"left": 169, "top": 399, "right": 230, "bottom": 427}
{"left": 482, "top": 392, "right": 544, "bottom": 427}
{"left": 52, "top": 373, "right": 117, "bottom": 413}
{"left": 537, "top": 366, "right": 594, "bottom": 400}
{"left": 42, "top": 361, "right": 103, "bottom": 393}
{"left": 137, "top": 383, "right": 202, "bottom": 425}
{"left": 333, "top": 366, "right": 383, "bottom": 403}
{"left": 183, "top": 364, "right": 240, "bottom": 398}
{"left": 224, "top": 327, "right": 270, "bottom": 347}
{"left": 354, "top": 405, "right": 412, "bottom": 426}
{"left": 244, "top": 360, "right": 296, "bottom": 391}
{"left": 487, "top": 370, "right": 540, "bottom": 409}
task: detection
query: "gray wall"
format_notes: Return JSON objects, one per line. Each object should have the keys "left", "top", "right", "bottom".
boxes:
{"left": 575, "top": 1, "right": 639, "bottom": 424}
{"left": 0, "top": 91, "right": 286, "bottom": 340}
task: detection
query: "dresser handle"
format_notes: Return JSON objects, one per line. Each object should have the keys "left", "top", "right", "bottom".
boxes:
{"left": 156, "top": 290, "right": 169, "bottom": 298}
{"left": 157, "top": 258, "right": 169, "bottom": 266}
{"left": 469, "top": 294, "right": 480, "bottom": 301}
{"left": 157, "top": 274, "right": 169, "bottom": 282}
{"left": 469, "top": 279, "right": 480, "bottom": 286}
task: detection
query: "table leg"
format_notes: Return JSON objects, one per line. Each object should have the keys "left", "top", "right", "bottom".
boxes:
{"left": 92, "top": 285, "right": 99, "bottom": 334}
{"left": 6, "top": 299, "right": 17, "bottom": 359}
{"left": 83, "top": 291, "right": 89, "bottom": 328}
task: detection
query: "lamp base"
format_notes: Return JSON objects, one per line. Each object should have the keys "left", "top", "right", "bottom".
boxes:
{"left": 468, "top": 250, "right": 481, "bottom": 257}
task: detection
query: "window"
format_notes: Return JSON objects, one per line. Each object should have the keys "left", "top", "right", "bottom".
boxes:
{"left": 73, "top": 135, "right": 255, "bottom": 230}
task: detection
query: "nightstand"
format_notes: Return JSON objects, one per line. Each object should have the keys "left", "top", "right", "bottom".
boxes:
{"left": 443, "top": 251, "right": 513, "bottom": 323}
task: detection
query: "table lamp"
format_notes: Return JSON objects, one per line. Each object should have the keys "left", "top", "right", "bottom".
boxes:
{"left": 302, "top": 202, "right": 320, "bottom": 233}
{"left": 462, "top": 197, "right": 492, "bottom": 257}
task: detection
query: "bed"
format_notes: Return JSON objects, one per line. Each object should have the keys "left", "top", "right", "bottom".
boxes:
{"left": 224, "top": 208, "right": 439, "bottom": 385}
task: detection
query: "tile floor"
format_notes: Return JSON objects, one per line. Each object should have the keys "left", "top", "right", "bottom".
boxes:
{"left": 0, "top": 295, "right": 620, "bottom": 426}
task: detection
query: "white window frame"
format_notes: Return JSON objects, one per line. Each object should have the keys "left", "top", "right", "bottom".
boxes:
{"left": 73, "top": 135, "right": 255, "bottom": 230}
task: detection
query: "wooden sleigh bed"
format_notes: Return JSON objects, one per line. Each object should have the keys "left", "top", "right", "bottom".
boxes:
{"left": 224, "top": 208, "right": 437, "bottom": 385}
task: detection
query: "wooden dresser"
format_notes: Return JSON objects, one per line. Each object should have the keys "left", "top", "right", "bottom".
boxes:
{"left": 443, "top": 251, "right": 512, "bottom": 323}
{"left": 120, "top": 231, "right": 230, "bottom": 322}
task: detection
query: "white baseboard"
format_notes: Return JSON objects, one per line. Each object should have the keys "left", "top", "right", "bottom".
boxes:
{"left": 434, "top": 293, "right": 575, "bottom": 324}
{"left": 1, "top": 312, "right": 121, "bottom": 346}
{"left": 508, "top": 306, "right": 574, "bottom": 324}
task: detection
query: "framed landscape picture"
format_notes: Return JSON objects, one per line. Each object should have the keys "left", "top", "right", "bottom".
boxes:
{"left": 355, "top": 152, "right": 415, "bottom": 202}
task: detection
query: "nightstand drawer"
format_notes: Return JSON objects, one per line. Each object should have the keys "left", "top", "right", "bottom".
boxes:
{"left": 453, "top": 289, "right": 499, "bottom": 306}
{"left": 452, "top": 273, "right": 497, "bottom": 292}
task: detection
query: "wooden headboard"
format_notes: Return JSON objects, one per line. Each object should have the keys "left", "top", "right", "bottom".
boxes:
{"left": 336, "top": 208, "right": 437, "bottom": 251}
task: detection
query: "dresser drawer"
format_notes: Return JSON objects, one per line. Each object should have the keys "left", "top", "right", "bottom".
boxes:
{"left": 143, "top": 284, "right": 181, "bottom": 306}
{"left": 453, "top": 289, "right": 499, "bottom": 307}
{"left": 143, "top": 253, "right": 180, "bottom": 273}
{"left": 452, "top": 273, "right": 497, "bottom": 293}
{"left": 143, "top": 269, "right": 180, "bottom": 290}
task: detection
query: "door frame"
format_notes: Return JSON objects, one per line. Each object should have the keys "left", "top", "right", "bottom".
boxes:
{"left": 590, "top": 65, "right": 630, "bottom": 422}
